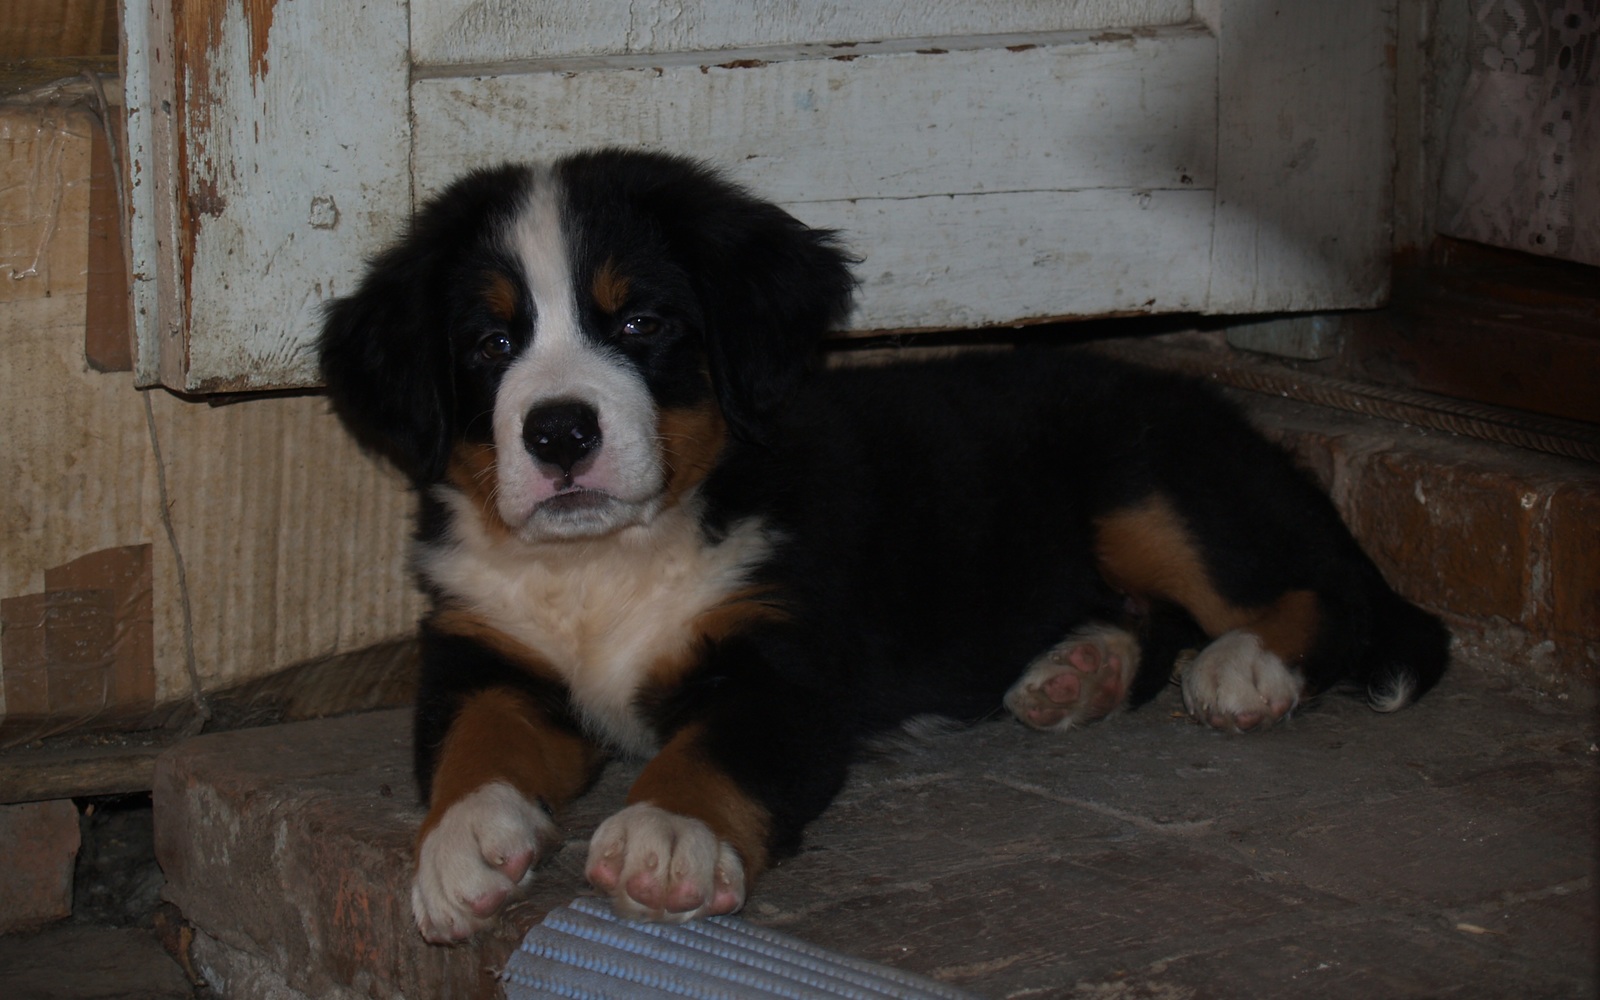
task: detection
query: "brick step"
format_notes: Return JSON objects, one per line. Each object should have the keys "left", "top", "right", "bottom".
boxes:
{"left": 153, "top": 710, "right": 538, "bottom": 999}
{"left": 154, "top": 678, "right": 1596, "bottom": 998}
{"left": 1242, "top": 392, "right": 1597, "bottom": 689}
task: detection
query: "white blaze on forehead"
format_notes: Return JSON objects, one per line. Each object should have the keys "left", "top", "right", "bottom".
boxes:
{"left": 488, "top": 170, "right": 664, "bottom": 536}
{"left": 510, "top": 170, "right": 581, "bottom": 364}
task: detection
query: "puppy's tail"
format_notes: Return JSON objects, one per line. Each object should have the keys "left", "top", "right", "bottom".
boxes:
{"left": 1359, "top": 585, "right": 1450, "bottom": 713}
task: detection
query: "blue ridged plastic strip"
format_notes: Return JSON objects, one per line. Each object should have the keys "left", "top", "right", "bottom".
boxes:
{"left": 502, "top": 897, "right": 981, "bottom": 999}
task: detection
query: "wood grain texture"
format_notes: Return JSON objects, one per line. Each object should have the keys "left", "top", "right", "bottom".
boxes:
{"left": 125, "top": 0, "right": 412, "bottom": 390}
{"left": 799, "top": 188, "right": 1213, "bottom": 330}
{"left": 0, "top": 743, "right": 167, "bottom": 804}
{"left": 413, "top": 28, "right": 1216, "bottom": 202}
{"left": 1206, "top": 0, "right": 1395, "bottom": 313}
{"left": 414, "top": 27, "right": 1217, "bottom": 333}
{"left": 122, "top": 0, "right": 1394, "bottom": 391}
{"left": 411, "top": 0, "right": 1193, "bottom": 66}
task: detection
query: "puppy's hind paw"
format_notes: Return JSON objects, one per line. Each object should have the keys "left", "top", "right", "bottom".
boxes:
{"left": 1004, "top": 624, "right": 1139, "bottom": 731}
{"left": 1181, "top": 630, "right": 1301, "bottom": 732}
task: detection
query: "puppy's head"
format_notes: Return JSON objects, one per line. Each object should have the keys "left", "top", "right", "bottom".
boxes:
{"left": 318, "top": 150, "right": 855, "bottom": 541}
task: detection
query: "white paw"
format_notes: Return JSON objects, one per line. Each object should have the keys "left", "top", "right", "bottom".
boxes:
{"left": 1181, "top": 630, "right": 1301, "bottom": 732}
{"left": 584, "top": 803, "right": 745, "bottom": 923}
{"left": 411, "top": 782, "right": 558, "bottom": 943}
{"left": 1004, "top": 624, "right": 1140, "bottom": 731}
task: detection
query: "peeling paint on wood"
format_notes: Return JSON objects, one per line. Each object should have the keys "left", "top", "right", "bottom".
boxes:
{"left": 126, "top": 0, "right": 411, "bottom": 390}
{"left": 410, "top": 0, "right": 1194, "bottom": 67}
{"left": 414, "top": 27, "right": 1216, "bottom": 334}
{"left": 124, "top": 0, "right": 1394, "bottom": 392}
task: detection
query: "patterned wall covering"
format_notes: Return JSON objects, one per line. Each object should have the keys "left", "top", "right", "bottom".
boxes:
{"left": 1439, "top": 0, "right": 1599, "bottom": 265}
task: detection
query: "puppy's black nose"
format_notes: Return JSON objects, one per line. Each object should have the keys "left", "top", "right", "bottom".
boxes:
{"left": 523, "top": 401, "right": 602, "bottom": 475}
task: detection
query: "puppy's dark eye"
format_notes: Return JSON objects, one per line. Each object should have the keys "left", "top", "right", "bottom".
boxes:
{"left": 477, "top": 332, "right": 513, "bottom": 363}
{"left": 621, "top": 315, "right": 662, "bottom": 337}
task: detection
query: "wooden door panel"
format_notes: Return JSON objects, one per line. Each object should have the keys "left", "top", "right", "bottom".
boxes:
{"left": 414, "top": 27, "right": 1217, "bottom": 333}
{"left": 123, "top": 1, "right": 1393, "bottom": 392}
{"left": 410, "top": 0, "right": 1193, "bottom": 66}
{"left": 800, "top": 188, "right": 1215, "bottom": 330}
{"left": 124, "top": 0, "right": 412, "bottom": 391}
{"left": 413, "top": 28, "right": 1216, "bottom": 203}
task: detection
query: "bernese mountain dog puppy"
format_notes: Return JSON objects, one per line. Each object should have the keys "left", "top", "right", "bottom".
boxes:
{"left": 317, "top": 149, "right": 1449, "bottom": 942}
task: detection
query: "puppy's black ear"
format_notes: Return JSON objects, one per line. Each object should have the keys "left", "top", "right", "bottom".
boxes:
{"left": 705, "top": 209, "right": 856, "bottom": 442}
{"left": 317, "top": 252, "right": 453, "bottom": 484}
{"left": 572, "top": 152, "right": 857, "bottom": 442}
{"left": 318, "top": 165, "right": 531, "bottom": 483}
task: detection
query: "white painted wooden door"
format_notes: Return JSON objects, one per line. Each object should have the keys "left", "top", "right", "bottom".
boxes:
{"left": 124, "top": 1, "right": 1394, "bottom": 392}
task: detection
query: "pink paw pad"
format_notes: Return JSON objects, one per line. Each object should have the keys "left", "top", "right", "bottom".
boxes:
{"left": 1004, "top": 626, "right": 1140, "bottom": 732}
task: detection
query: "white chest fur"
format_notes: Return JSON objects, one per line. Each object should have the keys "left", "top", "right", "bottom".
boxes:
{"left": 417, "top": 490, "right": 772, "bottom": 755}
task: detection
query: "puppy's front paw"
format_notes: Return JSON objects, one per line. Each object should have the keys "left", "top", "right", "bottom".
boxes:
{"left": 584, "top": 803, "right": 745, "bottom": 922}
{"left": 1182, "top": 630, "right": 1301, "bottom": 732}
{"left": 412, "top": 781, "right": 558, "bottom": 944}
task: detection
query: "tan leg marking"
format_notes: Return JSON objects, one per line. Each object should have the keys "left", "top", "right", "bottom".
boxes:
{"left": 626, "top": 723, "right": 772, "bottom": 880}
{"left": 420, "top": 687, "right": 601, "bottom": 842}
{"left": 1094, "top": 495, "right": 1320, "bottom": 663}
{"left": 411, "top": 685, "right": 602, "bottom": 942}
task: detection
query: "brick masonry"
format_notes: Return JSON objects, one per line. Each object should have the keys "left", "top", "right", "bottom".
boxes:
{"left": 153, "top": 711, "right": 525, "bottom": 1000}
{"left": 1246, "top": 393, "right": 1599, "bottom": 687}
{"left": 0, "top": 799, "right": 82, "bottom": 932}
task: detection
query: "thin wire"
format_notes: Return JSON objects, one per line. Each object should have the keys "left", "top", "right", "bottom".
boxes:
{"left": 82, "top": 69, "right": 213, "bottom": 730}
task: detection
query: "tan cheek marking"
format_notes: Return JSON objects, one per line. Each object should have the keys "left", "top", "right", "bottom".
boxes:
{"left": 447, "top": 442, "right": 513, "bottom": 539}
{"left": 484, "top": 271, "right": 518, "bottom": 323}
{"left": 592, "top": 260, "right": 631, "bottom": 315}
{"left": 657, "top": 402, "right": 728, "bottom": 503}
{"left": 1094, "top": 496, "right": 1321, "bottom": 664}
{"left": 418, "top": 687, "right": 602, "bottom": 843}
{"left": 627, "top": 723, "right": 772, "bottom": 880}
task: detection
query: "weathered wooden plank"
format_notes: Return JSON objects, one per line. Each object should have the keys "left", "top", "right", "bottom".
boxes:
{"left": 0, "top": 0, "right": 119, "bottom": 58}
{"left": 414, "top": 27, "right": 1215, "bottom": 331}
{"left": 797, "top": 188, "right": 1213, "bottom": 331}
{"left": 1206, "top": 0, "right": 1394, "bottom": 312}
{"left": 126, "top": 0, "right": 413, "bottom": 391}
{"left": 413, "top": 27, "right": 1217, "bottom": 205}
{"left": 411, "top": 0, "right": 1193, "bottom": 67}
{"left": 0, "top": 743, "right": 169, "bottom": 804}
